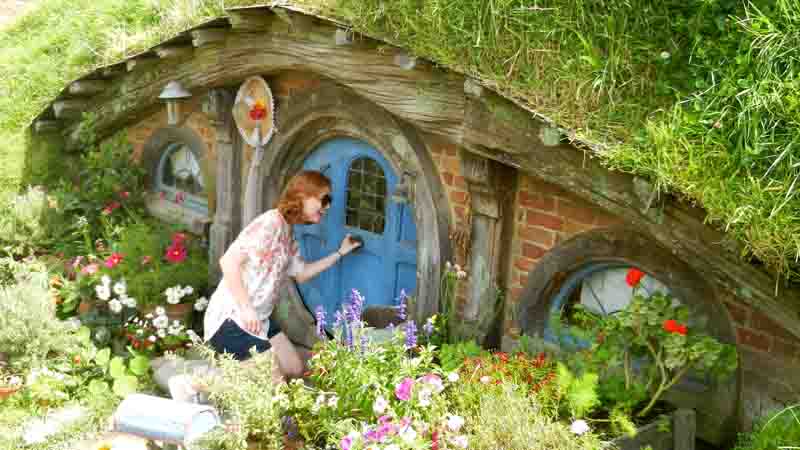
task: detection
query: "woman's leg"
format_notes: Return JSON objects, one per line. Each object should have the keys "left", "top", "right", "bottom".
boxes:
{"left": 269, "top": 332, "right": 305, "bottom": 380}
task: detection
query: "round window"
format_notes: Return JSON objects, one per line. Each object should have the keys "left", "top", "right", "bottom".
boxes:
{"left": 155, "top": 142, "right": 208, "bottom": 213}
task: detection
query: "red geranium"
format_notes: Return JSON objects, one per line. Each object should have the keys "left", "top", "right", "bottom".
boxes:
{"left": 172, "top": 232, "right": 188, "bottom": 245}
{"left": 165, "top": 243, "right": 187, "bottom": 264}
{"left": 626, "top": 268, "right": 645, "bottom": 287}
{"left": 249, "top": 100, "right": 267, "bottom": 121}
{"left": 104, "top": 252, "right": 123, "bottom": 268}
{"left": 663, "top": 319, "right": 688, "bottom": 335}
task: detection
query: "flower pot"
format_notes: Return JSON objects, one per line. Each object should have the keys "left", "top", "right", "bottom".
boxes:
{"left": 142, "top": 303, "right": 194, "bottom": 325}
{"left": 0, "top": 385, "right": 21, "bottom": 401}
{"left": 77, "top": 299, "right": 94, "bottom": 315}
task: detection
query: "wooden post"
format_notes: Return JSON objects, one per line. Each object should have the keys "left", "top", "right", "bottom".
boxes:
{"left": 673, "top": 408, "right": 696, "bottom": 450}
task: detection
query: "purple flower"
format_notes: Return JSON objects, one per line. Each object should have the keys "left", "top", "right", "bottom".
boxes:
{"left": 395, "top": 377, "right": 414, "bottom": 401}
{"left": 334, "top": 310, "right": 344, "bottom": 331}
{"left": 340, "top": 435, "right": 353, "bottom": 450}
{"left": 348, "top": 289, "right": 365, "bottom": 322}
{"left": 344, "top": 322, "right": 354, "bottom": 349}
{"left": 423, "top": 317, "right": 435, "bottom": 337}
{"left": 396, "top": 289, "right": 408, "bottom": 321}
{"left": 360, "top": 333, "right": 368, "bottom": 353}
{"left": 404, "top": 320, "right": 417, "bottom": 349}
{"left": 315, "top": 306, "right": 327, "bottom": 339}
{"left": 281, "top": 416, "right": 298, "bottom": 440}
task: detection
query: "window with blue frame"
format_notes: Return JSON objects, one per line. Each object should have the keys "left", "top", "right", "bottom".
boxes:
{"left": 345, "top": 157, "right": 386, "bottom": 234}
{"left": 155, "top": 142, "right": 208, "bottom": 214}
{"left": 546, "top": 264, "right": 676, "bottom": 349}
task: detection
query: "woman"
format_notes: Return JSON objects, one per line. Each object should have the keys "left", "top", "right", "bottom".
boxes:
{"left": 203, "top": 170, "right": 360, "bottom": 377}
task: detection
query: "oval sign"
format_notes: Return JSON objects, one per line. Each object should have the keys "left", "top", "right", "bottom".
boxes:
{"left": 233, "top": 76, "right": 275, "bottom": 147}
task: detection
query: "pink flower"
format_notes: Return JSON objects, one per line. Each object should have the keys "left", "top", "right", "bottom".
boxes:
{"left": 81, "top": 263, "right": 99, "bottom": 275}
{"left": 395, "top": 377, "right": 414, "bottom": 401}
{"left": 165, "top": 243, "right": 187, "bottom": 264}
{"left": 420, "top": 374, "right": 444, "bottom": 393}
{"left": 104, "top": 253, "right": 123, "bottom": 269}
{"left": 340, "top": 436, "right": 353, "bottom": 450}
{"left": 159, "top": 191, "right": 166, "bottom": 200}
{"left": 71, "top": 256, "right": 84, "bottom": 269}
{"left": 172, "top": 232, "right": 188, "bottom": 244}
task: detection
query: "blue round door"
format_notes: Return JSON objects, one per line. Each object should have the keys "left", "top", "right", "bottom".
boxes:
{"left": 294, "top": 138, "right": 418, "bottom": 326}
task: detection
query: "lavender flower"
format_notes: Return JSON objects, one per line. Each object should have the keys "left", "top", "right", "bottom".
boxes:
{"left": 348, "top": 289, "right": 365, "bottom": 322}
{"left": 396, "top": 289, "right": 408, "bottom": 321}
{"left": 344, "top": 322, "right": 354, "bottom": 349}
{"left": 404, "top": 320, "right": 418, "bottom": 349}
{"left": 334, "top": 310, "right": 344, "bottom": 331}
{"left": 282, "top": 416, "right": 298, "bottom": 440}
{"left": 315, "top": 306, "right": 327, "bottom": 339}
{"left": 423, "top": 317, "right": 435, "bottom": 337}
{"left": 360, "top": 333, "right": 368, "bottom": 353}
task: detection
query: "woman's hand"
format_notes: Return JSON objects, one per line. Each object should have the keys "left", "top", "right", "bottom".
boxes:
{"left": 239, "top": 303, "right": 262, "bottom": 335}
{"left": 338, "top": 234, "right": 362, "bottom": 256}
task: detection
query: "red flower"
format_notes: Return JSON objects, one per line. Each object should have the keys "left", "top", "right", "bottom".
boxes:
{"left": 165, "top": 243, "right": 187, "bottom": 263}
{"left": 172, "top": 232, "right": 188, "bottom": 245}
{"left": 431, "top": 430, "right": 439, "bottom": 450}
{"left": 663, "top": 319, "right": 688, "bottom": 335}
{"left": 119, "top": 191, "right": 130, "bottom": 199}
{"left": 626, "top": 268, "right": 645, "bottom": 287}
{"left": 249, "top": 100, "right": 267, "bottom": 121}
{"left": 104, "top": 252, "right": 123, "bottom": 268}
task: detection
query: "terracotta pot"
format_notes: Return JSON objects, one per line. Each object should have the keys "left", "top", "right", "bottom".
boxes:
{"left": 0, "top": 385, "right": 21, "bottom": 401}
{"left": 142, "top": 303, "right": 194, "bottom": 324}
{"left": 77, "top": 299, "right": 94, "bottom": 315}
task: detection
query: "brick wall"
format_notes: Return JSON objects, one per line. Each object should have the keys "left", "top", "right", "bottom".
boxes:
{"left": 508, "top": 174, "right": 621, "bottom": 312}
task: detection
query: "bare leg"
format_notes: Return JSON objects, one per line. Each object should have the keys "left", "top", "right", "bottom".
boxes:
{"left": 269, "top": 332, "right": 305, "bottom": 380}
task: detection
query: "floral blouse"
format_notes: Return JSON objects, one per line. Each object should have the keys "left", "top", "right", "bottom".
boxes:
{"left": 203, "top": 209, "right": 305, "bottom": 341}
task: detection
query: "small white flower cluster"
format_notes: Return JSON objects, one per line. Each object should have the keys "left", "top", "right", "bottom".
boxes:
{"left": 444, "top": 261, "right": 468, "bottom": 280}
{"left": 194, "top": 296, "right": 209, "bottom": 311}
{"left": 27, "top": 367, "right": 65, "bottom": 384}
{"left": 312, "top": 393, "right": 339, "bottom": 412}
{"left": 130, "top": 307, "right": 198, "bottom": 343}
{"left": 94, "top": 275, "right": 136, "bottom": 313}
{"left": 165, "top": 285, "right": 194, "bottom": 305}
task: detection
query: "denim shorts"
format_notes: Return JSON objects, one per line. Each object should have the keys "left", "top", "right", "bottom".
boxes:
{"left": 207, "top": 318, "right": 281, "bottom": 361}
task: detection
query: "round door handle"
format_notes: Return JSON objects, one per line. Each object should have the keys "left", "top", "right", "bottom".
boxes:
{"left": 349, "top": 234, "right": 364, "bottom": 251}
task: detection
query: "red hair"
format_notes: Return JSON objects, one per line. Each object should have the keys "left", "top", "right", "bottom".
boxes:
{"left": 276, "top": 170, "right": 331, "bottom": 224}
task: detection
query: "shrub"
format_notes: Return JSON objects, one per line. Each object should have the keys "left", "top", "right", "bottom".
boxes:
{"left": 732, "top": 406, "right": 800, "bottom": 450}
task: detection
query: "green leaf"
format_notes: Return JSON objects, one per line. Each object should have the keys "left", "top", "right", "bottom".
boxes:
{"left": 113, "top": 375, "right": 139, "bottom": 398}
{"left": 129, "top": 355, "right": 150, "bottom": 376}
{"left": 109, "top": 356, "right": 127, "bottom": 379}
{"left": 95, "top": 347, "right": 111, "bottom": 368}
{"left": 88, "top": 379, "right": 110, "bottom": 396}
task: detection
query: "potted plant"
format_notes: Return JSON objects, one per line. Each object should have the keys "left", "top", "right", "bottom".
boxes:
{"left": 0, "top": 370, "right": 23, "bottom": 400}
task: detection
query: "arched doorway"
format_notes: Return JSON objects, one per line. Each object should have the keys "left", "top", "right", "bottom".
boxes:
{"left": 294, "top": 137, "right": 418, "bottom": 326}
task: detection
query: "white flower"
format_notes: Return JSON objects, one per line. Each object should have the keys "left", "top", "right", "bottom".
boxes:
{"left": 95, "top": 284, "right": 111, "bottom": 301}
{"left": 183, "top": 286, "right": 193, "bottom": 296}
{"left": 168, "top": 326, "right": 181, "bottom": 336}
{"left": 445, "top": 261, "right": 452, "bottom": 270}
{"left": 76, "top": 216, "right": 88, "bottom": 228}
{"left": 113, "top": 281, "right": 127, "bottom": 296}
{"left": 399, "top": 426, "right": 417, "bottom": 443}
{"left": 145, "top": 313, "right": 154, "bottom": 319}
{"left": 108, "top": 299, "right": 123, "bottom": 314}
{"left": 327, "top": 395, "right": 339, "bottom": 408}
{"left": 312, "top": 394, "right": 325, "bottom": 413}
{"left": 148, "top": 335, "right": 157, "bottom": 342}
{"left": 457, "top": 270, "right": 467, "bottom": 280}
{"left": 373, "top": 396, "right": 389, "bottom": 414}
{"left": 446, "top": 415, "right": 465, "bottom": 432}
{"left": 660, "top": 51, "right": 671, "bottom": 60}
{"left": 155, "top": 307, "right": 166, "bottom": 316}
{"left": 157, "top": 329, "right": 167, "bottom": 338}
{"left": 479, "top": 376, "right": 491, "bottom": 384}
{"left": 450, "top": 435, "right": 468, "bottom": 449}
{"left": 385, "top": 445, "right": 400, "bottom": 450}
{"left": 166, "top": 287, "right": 180, "bottom": 305}
{"left": 136, "top": 330, "right": 144, "bottom": 336}
{"left": 124, "top": 296, "right": 137, "bottom": 308}
{"left": 417, "top": 388, "right": 432, "bottom": 407}
{"left": 194, "top": 297, "right": 208, "bottom": 311}
{"left": 447, "top": 372, "right": 459, "bottom": 383}
{"left": 570, "top": 419, "right": 590, "bottom": 435}
{"left": 453, "top": 264, "right": 461, "bottom": 272}
{"left": 101, "top": 275, "right": 111, "bottom": 286}
{"left": 153, "top": 315, "right": 169, "bottom": 329}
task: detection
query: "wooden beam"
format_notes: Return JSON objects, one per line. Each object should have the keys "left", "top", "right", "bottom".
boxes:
{"left": 126, "top": 55, "right": 159, "bottom": 72}
{"left": 68, "top": 80, "right": 110, "bottom": 96}
{"left": 228, "top": 9, "right": 274, "bottom": 31}
{"left": 155, "top": 45, "right": 194, "bottom": 59}
{"left": 191, "top": 28, "right": 227, "bottom": 47}
{"left": 52, "top": 99, "right": 87, "bottom": 120}
{"left": 33, "top": 119, "right": 61, "bottom": 134}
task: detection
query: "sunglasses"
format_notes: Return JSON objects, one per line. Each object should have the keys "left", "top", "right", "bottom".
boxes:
{"left": 321, "top": 193, "right": 332, "bottom": 208}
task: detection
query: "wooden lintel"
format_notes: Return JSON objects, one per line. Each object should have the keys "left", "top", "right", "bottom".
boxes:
{"left": 155, "top": 45, "right": 194, "bottom": 59}
{"left": 228, "top": 9, "right": 274, "bottom": 31}
{"left": 99, "top": 65, "right": 125, "bottom": 79}
{"left": 191, "top": 28, "right": 228, "bottom": 47}
{"left": 126, "top": 56, "right": 160, "bottom": 72}
{"left": 34, "top": 119, "right": 61, "bottom": 134}
{"left": 52, "top": 99, "right": 87, "bottom": 120}
{"left": 68, "top": 80, "right": 110, "bottom": 96}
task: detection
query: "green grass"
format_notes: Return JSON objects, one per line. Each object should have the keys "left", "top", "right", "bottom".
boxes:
{"left": 2, "top": 0, "right": 800, "bottom": 284}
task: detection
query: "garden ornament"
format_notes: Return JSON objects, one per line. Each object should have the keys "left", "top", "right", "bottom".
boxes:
{"left": 233, "top": 76, "right": 276, "bottom": 226}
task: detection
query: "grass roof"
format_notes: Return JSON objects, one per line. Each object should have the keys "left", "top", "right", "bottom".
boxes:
{"left": 2, "top": 0, "right": 800, "bottom": 285}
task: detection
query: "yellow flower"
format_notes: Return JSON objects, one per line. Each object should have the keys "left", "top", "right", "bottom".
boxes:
{"left": 97, "top": 442, "right": 112, "bottom": 450}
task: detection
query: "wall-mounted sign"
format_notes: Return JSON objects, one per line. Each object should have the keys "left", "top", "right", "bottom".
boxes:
{"left": 233, "top": 76, "right": 275, "bottom": 147}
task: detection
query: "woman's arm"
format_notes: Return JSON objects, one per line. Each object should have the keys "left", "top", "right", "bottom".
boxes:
{"left": 293, "top": 234, "right": 361, "bottom": 284}
{"left": 219, "top": 248, "right": 262, "bottom": 334}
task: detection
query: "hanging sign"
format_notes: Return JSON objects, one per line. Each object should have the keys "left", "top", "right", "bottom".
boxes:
{"left": 232, "top": 76, "right": 275, "bottom": 147}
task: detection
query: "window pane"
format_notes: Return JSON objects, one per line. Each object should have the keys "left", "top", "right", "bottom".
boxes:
{"left": 345, "top": 157, "right": 387, "bottom": 234}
